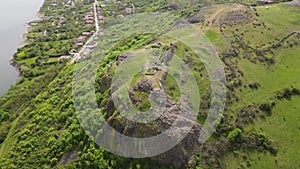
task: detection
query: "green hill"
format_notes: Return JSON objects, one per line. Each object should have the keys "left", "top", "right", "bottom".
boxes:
{"left": 0, "top": 0, "right": 299, "bottom": 169}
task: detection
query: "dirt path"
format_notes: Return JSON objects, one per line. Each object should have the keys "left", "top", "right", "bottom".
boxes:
{"left": 204, "top": 4, "right": 246, "bottom": 30}
{"left": 207, "top": 8, "right": 225, "bottom": 29}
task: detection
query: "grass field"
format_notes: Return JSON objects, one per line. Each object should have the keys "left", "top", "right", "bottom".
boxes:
{"left": 218, "top": 3, "right": 300, "bottom": 169}
{"left": 237, "top": 46, "right": 300, "bottom": 104}
{"left": 222, "top": 45, "right": 300, "bottom": 169}
{"left": 224, "top": 96, "right": 300, "bottom": 169}
{"left": 1, "top": 1, "right": 299, "bottom": 168}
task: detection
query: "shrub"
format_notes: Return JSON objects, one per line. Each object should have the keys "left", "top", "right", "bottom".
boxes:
{"left": 0, "top": 109, "right": 9, "bottom": 122}
{"left": 260, "top": 103, "right": 274, "bottom": 116}
{"left": 227, "top": 128, "right": 242, "bottom": 141}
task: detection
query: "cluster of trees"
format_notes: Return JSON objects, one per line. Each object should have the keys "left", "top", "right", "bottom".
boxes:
{"left": 277, "top": 87, "right": 300, "bottom": 100}
{"left": 2, "top": 0, "right": 295, "bottom": 168}
{"left": 227, "top": 128, "right": 242, "bottom": 141}
{"left": 0, "top": 109, "right": 9, "bottom": 123}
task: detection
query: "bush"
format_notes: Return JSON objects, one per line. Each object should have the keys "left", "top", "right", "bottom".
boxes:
{"left": 227, "top": 128, "right": 242, "bottom": 141}
{"left": 0, "top": 109, "right": 9, "bottom": 122}
{"left": 259, "top": 103, "right": 273, "bottom": 116}
{"left": 0, "top": 123, "right": 10, "bottom": 143}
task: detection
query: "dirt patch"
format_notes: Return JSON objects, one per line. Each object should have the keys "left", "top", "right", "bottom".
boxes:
{"left": 286, "top": 0, "right": 300, "bottom": 7}
{"left": 220, "top": 11, "right": 250, "bottom": 24}
{"left": 202, "top": 4, "right": 252, "bottom": 28}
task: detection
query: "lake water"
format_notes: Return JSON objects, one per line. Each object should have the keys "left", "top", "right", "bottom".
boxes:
{"left": 0, "top": 0, "right": 44, "bottom": 97}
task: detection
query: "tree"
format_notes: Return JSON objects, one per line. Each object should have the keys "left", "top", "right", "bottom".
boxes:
{"left": 0, "top": 109, "right": 9, "bottom": 122}
{"left": 259, "top": 103, "right": 273, "bottom": 116}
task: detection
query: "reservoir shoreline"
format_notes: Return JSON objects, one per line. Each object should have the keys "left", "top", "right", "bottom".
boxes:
{"left": 0, "top": 0, "right": 44, "bottom": 97}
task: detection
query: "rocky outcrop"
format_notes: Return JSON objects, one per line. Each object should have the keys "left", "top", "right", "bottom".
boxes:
{"left": 106, "top": 91, "right": 203, "bottom": 168}
{"left": 101, "top": 50, "right": 203, "bottom": 169}
{"left": 286, "top": 0, "right": 300, "bottom": 6}
{"left": 132, "top": 79, "right": 153, "bottom": 94}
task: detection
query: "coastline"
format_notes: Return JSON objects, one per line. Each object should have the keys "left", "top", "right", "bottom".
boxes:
{"left": 20, "top": 23, "right": 30, "bottom": 47}
{"left": 11, "top": 3, "right": 44, "bottom": 74}
{"left": 0, "top": 0, "right": 45, "bottom": 97}
{"left": 20, "top": 5, "right": 43, "bottom": 48}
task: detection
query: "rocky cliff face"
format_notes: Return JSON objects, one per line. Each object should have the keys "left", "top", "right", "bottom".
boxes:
{"left": 98, "top": 52, "right": 204, "bottom": 168}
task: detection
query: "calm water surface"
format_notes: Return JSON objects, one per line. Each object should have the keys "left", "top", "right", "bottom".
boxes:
{"left": 0, "top": 0, "right": 43, "bottom": 97}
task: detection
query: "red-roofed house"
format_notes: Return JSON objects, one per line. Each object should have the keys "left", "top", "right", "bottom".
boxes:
{"left": 58, "top": 55, "right": 71, "bottom": 61}
{"left": 82, "top": 32, "right": 92, "bottom": 36}
{"left": 77, "top": 36, "right": 86, "bottom": 42}
{"left": 69, "top": 49, "right": 77, "bottom": 55}
{"left": 75, "top": 43, "right": 83, "bottom": 47}
{"left": 98, "top": 16, "right": 105, "bottom": 20}
{"left": 86, "top": 20, "right": 94, "bottom": 24}
{"left": 257, "top": 0, "right": 275, "bottom": 4}
{"left": 86, "top": 42, "right": 97, "bottom": 48}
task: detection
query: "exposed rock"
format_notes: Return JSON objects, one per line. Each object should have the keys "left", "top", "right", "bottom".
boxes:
{"left": 116, "top": 52, "right": 134, "bottom": 66}
{"left": 151, "top": 43, "right": 162, "bottom": 48}
{"left": 151, "top": 124, "right": 203, "bottom": 169}
{"left": 286, "top": 0, "right": 300, "bottom": 7}
{"left": 131, "top": 79, "right": 153, "bottom": 94}
{"left": 117, "top": 52, "right": 134, "bottom": 61}
{"left": 106, "top": 91, "right": 203, "bottom": 168}
{"left": 97, "top": 75, "right": 112, "bottom": 93}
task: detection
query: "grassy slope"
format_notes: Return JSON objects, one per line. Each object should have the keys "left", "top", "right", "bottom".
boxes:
{"left": 221, "top": 4, "right": 300, "bottom": 169}
{"left": 225, "top": 97, "right": 300, "bottom": 169}
{"left": 238, "top": 47, "right": 300, "bottom": 104}
{"left": 0, "top": 1, "right": 299, "bottom": 168}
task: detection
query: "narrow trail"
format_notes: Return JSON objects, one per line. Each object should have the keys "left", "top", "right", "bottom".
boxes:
{"left": 0, "top": 105, "right": 27, "bottom": 158}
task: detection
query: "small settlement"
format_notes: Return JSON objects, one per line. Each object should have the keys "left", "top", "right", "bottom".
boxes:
{"left": 257, "top": 0, "right": 275, "bottom": 4}
{"left": 52, "top": 0, "right": 136, "bottom": 63}
{"left": 58, "top": 2, "right": 106, "bottom": 62}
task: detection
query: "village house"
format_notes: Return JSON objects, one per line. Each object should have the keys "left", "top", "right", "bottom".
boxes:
{"left": 98, "top": 15, "right": 105, "bottom": 21}
{"left": 84, "top": 15, "right": 90, "bottom": 20}
{"left": 86, "top": 42, "right": 97, "bottom": 49}
{"left": 84, "top": 10, "right": 95, "bottom": 24}
{"left": 85, "top": 20, "right": 94, "bottom": 24}
{"left": 58, "top": 55, "right": 71, "bottom": 62}
{"left": 257, "top": 0, "right": 275, "bottom": 4}
{"left": 82, "top": 32, "right": 92, "bottom": 36}
{"left": 69, "top": 49, "right": 77, "bottom": 55}
{"left": 75, "top": 43, "right": 83, "bottom": 47}
{"left": 77, "top": 36, "right": 86, "bottom": 42}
